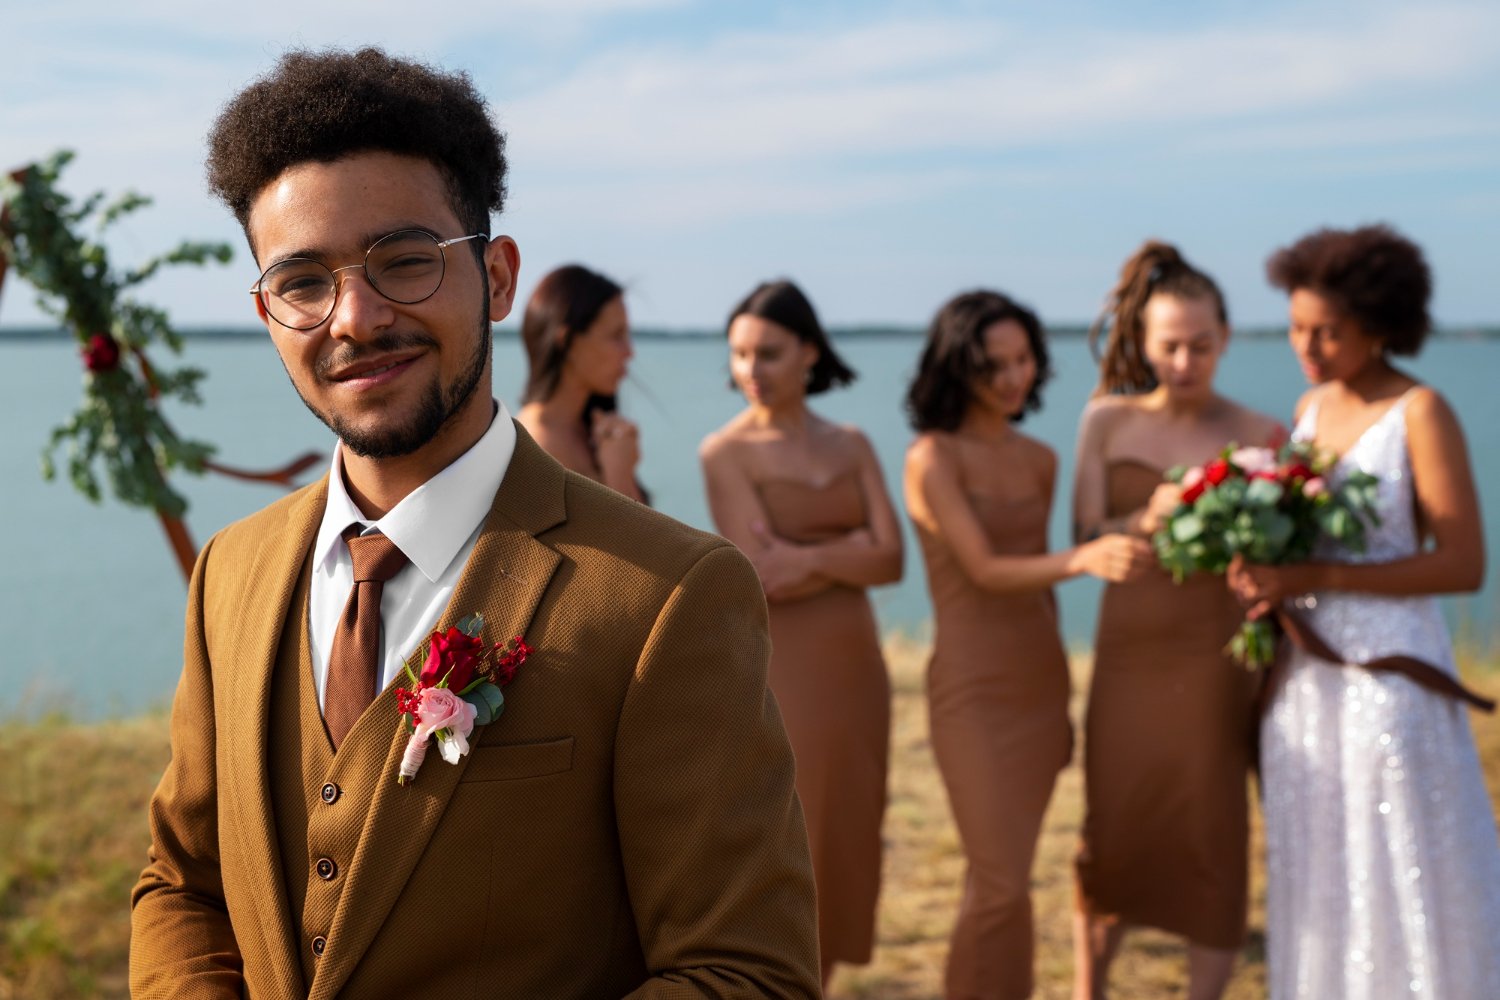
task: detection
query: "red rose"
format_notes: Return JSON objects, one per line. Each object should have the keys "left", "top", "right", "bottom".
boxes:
{"left": 1204, "top": 458, "right": 1232, "bottom": 485}
{"left": 1281, "top": 462, "right": 1315, "bottom": 483}
{"left": 1181, "top": 479, "right": 1207, "bottom": 504}
{"left": 82, "top": 333, "right": 120, "bottom": 372}
{"left": 420, "top": 626, "right": 486, "bottom": 691}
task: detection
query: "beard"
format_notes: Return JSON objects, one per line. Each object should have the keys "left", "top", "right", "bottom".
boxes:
{"left": 294, "top": 290, "right": 493, "bottom": 460}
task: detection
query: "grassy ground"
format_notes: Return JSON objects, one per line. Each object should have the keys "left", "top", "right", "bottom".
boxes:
{"left": 1, "top": 645, "right": 1496, "bottom": 999}
{"left": 829, "top": 638, "right": 1500, "bottom": 999}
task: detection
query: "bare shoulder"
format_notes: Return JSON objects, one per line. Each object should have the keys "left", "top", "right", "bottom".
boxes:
{"left": 698, "top": 412, "right": 755, "bottom": 464}
{"left": 905, "top": 430, "right": 954, "bottom": 472}
{"left": 1402, "top": 382, "right": 1454, "bottom": 422}
{"left": 1401, "top": 383, "right": 1468, "bottom": 450}
{"left": 827, "top": 419, "right": 879, "bottom": 459}
{"left": 1291, "top": 384, "right": 1329, "bottom": 424}
{"left": 1081, "top": 393, "right": 1134, "bottom": 422}
{"left": 1015, "top": 431, "right": 1058, "bottom": 473}
{"left": 1078, "top": 394, "right": 1137, "bottom": 438}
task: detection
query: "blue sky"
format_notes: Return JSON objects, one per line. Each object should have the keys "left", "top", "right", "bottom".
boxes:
{"left": 2, "top": 0, "right": 1497, "bottom": 330}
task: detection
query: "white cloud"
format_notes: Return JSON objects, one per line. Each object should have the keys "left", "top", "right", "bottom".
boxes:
{"left": 504, "top": 4, "right": 1500, "bottom": 172}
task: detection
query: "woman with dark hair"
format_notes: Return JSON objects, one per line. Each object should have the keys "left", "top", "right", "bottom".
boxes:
{"left": 700, "top": 279, "right": 902, "bottom": 989}
{"left": 1070, "top": 241, "right": 1281, "bottom": 1000}
{"left": 1230, "top": 225, "right": 1500, "bottom": 998}
{"left": 903, "top": 289, "right": 1151, "bottom": 999}
{"left": 517, "top": 264, "right": 646, "bottom": 502}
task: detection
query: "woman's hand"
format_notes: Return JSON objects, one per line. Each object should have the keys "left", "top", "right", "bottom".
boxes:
{"left": 1227, "top": 555, "right": 1316, "bottom": 620}
{"left": 591, "top": 412, "right": 641, "bottom": 486}
{"left": 1075, "top": 534, "right": 1154, "bottom": 583}
{"left": 1139, "top": 482, "right": 1183, "bottom": 536}
{"left": 747, "top": 520, "right": 817, "bottom": 601}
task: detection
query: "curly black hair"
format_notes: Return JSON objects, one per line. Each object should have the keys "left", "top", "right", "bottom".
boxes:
{"left": 206, "top": 47, "right": 506, "bottom": 248}
{"left": 1266, "top": 224, "right": 1432, "bottom": 355}
{"left": 905, "top": 289, "right": 1051, "bottom": 432}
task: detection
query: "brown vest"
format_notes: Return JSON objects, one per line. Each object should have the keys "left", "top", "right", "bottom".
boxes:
{"left": 269, "top": 556, "right": 382, "bottom": 989}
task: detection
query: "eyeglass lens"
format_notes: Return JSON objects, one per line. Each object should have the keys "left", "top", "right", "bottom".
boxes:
{"left": 258, "top": 230, "right": 449, "bottom": 329}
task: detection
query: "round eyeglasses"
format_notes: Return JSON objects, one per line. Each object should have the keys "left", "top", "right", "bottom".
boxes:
{"left": 250, "top": 230, "right": 486, "bottom": 330}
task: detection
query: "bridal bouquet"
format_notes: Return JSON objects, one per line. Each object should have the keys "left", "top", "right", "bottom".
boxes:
{"left": 1153, "top": 441, "right": 1379, "bottom": 666}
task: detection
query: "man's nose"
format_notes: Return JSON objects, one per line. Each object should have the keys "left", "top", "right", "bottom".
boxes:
{"left": 326, "top": 266, "right": 395, "bottom": 340}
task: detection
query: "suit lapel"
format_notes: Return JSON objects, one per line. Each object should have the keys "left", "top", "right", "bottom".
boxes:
{"left": 309, "top": 427, "right": 567, "bottom": 1000}
{"left": 222, "top": 477, "right": 328, "bottom": 999}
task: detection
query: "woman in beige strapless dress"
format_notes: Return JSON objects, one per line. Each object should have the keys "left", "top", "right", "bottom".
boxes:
{"left": 1072, "top": 242, "right": 1282, "bottom": 1000}
{"left": 700, "top": 280, "right": 903, "bottom": 990}
{"left": 904, "top": 290, "right": 1152, "bottom": 1000}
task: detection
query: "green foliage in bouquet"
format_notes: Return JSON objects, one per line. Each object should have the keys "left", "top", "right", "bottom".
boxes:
{"left": 0, "top": 151, "right": 233, "bottom": 517}
{"left": 1153, "top": 440, "right": 1381, "bottom": 665}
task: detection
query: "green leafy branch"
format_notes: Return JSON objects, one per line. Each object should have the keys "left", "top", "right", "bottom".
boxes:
{"left": 0, "top": 150, "right": 233, "bottom": 518}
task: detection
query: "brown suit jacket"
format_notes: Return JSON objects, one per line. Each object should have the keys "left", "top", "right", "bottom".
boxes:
{"left": 130, "top": 427, "right": 820, "bottom": 998}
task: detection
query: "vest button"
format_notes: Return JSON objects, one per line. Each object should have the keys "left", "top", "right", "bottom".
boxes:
{"left": 320, "top": 782, "right": 340, "bottom": 804}
{"left": 311, "top": 935, "right": 327, "bottom": 957}
{"left": 316, "top": 857, "right": 338, "bottom": 881}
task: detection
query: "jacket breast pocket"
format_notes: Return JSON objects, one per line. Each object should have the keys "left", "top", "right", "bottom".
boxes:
{"left": 459, "top": 736, "right": 574, "bottom": 783}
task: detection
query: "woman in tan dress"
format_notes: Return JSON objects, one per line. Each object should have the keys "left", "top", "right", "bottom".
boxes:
{"left": 700, "top": 279, "right": 903, "bottom": 989}
{"left": 1071, "top": 242, "right": 1283, "bottom": 1000}
{"left": 904, "top": 290, "right": 1152, "bottom": 1000}
{"left": 517, "top": 264, "right": 647, "bottom": 502}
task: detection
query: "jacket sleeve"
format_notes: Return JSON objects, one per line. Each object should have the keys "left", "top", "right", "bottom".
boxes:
{"left": 613, "top": 542, "right": 821, "bottom": 998}
{"left": 130, "top": 536, "right": 245, "bottom": 997}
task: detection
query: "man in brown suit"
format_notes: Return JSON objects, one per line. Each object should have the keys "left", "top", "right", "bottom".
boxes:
{"left": 130, "top": 48, "right": 820, "bottom": 999}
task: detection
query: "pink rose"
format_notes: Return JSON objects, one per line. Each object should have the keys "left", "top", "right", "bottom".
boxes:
{"left": 1302, "top": 476, "right": 1326, "bottom": 498}
{"left": 1180, "top": 465, "right": 1208, "bottom": 504}
{"left": 1229, "top": 446, "right": 1277, "bottom": 475}
{"left": 418, "top": 687, "right": 477, "bottom": 766}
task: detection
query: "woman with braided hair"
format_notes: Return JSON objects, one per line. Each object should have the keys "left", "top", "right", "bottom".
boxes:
{"left": 1070, "top": 241, "right": 1282, "bottom": 1000}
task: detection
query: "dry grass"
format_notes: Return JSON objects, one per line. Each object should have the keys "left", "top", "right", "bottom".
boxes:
{"left": 1, "top": 644, "right": 1495, "bottom": 1000}
{"left": 0, "top": 713, "right": 169, "bottom": 1000}
{"left": 828, "top": 638, "right": 1500, "bottom": 1000}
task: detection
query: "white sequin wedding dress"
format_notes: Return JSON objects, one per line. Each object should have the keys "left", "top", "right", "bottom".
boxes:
{"left": 1261, "top": 390, "right": 1500, "bottom": 999}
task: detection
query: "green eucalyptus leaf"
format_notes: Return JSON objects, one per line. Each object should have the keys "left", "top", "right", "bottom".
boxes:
{"left": 1244, "top": 477, "right": 1284, "bottom": 508}
{"left": 456, "top": 612, "right": 485, "bottom": 638}
{"left": 464, "top": 682, "right": 505, "bottom": 726}
{"left": 1171, "top": 513, "right": 1204, "bottom": 543}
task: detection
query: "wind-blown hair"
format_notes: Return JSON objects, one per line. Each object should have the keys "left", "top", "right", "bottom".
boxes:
{"left": 726, "top": 280, "right": 856, "bottom": 395}
{"left": 905, "top": 289, "right": 1050, "bottom": 432}
{"left": 1266, "top": 224, "right": 1432, "bottom": 355}
{"left": 519, "top": 264, "right": 625, "bottom": 412}
{"left": 206, "top": 47, "right": 506, "bottom": 251}
{"left": 1089, "top": 240, "right": 1227, "bottom": 396}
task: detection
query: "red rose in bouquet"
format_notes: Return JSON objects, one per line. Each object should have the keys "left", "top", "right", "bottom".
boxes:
{"left": 1154, "top": 440, "right": 1379, "bottom": 666}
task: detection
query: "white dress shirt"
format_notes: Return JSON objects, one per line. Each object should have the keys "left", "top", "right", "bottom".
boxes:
{"left": 308, "top": 400, "right": 517, "bottom": 709}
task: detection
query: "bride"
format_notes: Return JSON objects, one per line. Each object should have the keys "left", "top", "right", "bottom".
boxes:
{"left": 1231, "top": 224, "right": 1500, "bottom": 998}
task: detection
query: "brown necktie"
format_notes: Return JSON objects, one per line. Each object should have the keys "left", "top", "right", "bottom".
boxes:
{"left": 325, "top": 525, "right": 409, "bottom": 750}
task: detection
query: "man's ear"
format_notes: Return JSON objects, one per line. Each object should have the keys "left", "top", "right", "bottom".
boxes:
{"left": 485, "top": 236, "right": 521, "bottom": 323}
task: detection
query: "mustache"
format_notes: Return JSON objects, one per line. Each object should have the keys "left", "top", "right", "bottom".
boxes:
{"left": 315, "top": 332, "right": 440, "bottom": 380}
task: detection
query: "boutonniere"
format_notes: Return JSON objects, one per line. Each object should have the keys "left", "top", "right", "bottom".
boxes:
{"left": 395, "top": 612, "right": 531, "bottom": 784}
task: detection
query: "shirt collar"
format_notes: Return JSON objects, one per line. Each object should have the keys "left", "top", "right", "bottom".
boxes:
{"left": 314, "top": 399, "right": 517, "bottom": 582}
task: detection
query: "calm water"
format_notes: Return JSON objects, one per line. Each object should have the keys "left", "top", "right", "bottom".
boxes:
{"left": 3, "top": 332, "right": 1496, "bottom": 717}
